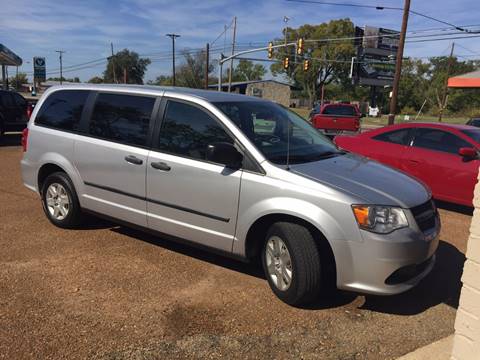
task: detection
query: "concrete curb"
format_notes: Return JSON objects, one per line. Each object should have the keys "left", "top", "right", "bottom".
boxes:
{"left": 397, "top": 335, "right": 454, "bottom": 360}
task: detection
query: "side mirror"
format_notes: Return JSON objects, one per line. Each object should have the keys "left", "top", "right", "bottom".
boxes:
{"left": 206, "top": 142, "right": 243, "bottom": 169}
{"left": 459, "top": 147, "right": 477, "bottom": 159}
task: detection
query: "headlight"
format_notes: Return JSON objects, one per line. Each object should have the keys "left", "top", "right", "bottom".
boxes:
{"left": 352, "top": 205, "right": 408, "bottom": 234}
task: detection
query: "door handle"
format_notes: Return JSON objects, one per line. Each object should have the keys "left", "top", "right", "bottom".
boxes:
{"left": 151, "top": 161, "right": 171, "bottom": 171}
{"left": 124, "top": 155, "right": 143, "bottom": 165}
{"left": 408, "top": 159, "right": 420, "bottom": 165}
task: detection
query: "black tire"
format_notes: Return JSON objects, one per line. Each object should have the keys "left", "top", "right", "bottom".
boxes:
{"left": 0, "top": 120, "right": 4, "bottom": 142}
{"left": 41, "top": 172, "right": 83, "bottom": 228}
{"left": 261, "top": 222, "right": 322, "bottom": 306}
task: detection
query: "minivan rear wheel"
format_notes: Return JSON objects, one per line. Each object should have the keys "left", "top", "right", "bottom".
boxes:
{"left": 262, "top": 222, "right": 322, "bottom": 305}
{"left": 41, "top": 172, "right": 83, "bottom": 228}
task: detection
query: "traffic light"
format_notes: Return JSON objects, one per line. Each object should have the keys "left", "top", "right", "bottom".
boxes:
{"left": 303, "top": 59, "right": 311, "bottom": 71}
{"left": 296, "top": 38, "right": 304, "bottom": 55}
{"left": 283, "top": 57, "right": 290, "bottom": 69}
{"left": 268, "top": 42, "right": 274, "bottom": 59}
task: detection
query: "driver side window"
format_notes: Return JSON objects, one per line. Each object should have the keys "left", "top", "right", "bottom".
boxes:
{"left": 157, "top": 100, "right": 234, "bottom": 161}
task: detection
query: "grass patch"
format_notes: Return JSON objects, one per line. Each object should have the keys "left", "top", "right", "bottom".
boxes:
{"left": 291, "top": 108, "right": 468, "bottom": 126}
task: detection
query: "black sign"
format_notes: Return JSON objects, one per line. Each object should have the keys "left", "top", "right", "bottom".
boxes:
{"left": 33, "top": 57, "right": 46, "bottom": 82}
{"left": 353, "top": 26, "right": 399, "bottom": 87}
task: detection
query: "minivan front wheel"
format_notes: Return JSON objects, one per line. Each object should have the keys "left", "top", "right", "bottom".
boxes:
{"left": 41, "top": 172, "right": 83, "bottom": 228}
{"left": 262, "top": 222, "right": 322, "bottom": 305}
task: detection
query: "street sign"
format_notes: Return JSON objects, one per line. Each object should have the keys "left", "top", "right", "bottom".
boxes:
{"left": 362, "top": 26, "right": 400, "bottom": 52}
{"left": 353, "top": 26, "right": 399, "bottom": 87}
{"left": 33, "top": 57, "right": 46, "bottom": 82}
{"left": 356, "top": 51, "right": 395, "bottom": 86}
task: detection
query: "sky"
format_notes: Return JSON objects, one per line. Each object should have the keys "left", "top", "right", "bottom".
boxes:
{"left": 2, "top": 0, "right": 480, "bottom": 83}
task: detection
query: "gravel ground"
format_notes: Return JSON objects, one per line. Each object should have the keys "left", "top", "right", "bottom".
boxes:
{"left": 0, "top": 138, "right": 472, "bottom": 359}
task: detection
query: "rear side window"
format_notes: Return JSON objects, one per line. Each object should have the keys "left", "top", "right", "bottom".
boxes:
{"left": 35, "top": 90, "right": 89, "bottom": 131}
{"left": 322, "top": 105, "right": 356, "bottom": 116}
{"left": 373, "top": 129, "right": 411, "bottom": 145}
{"left": 13, "top": 93, "right": 26, "bottom": 107}
{"left": 88, "top": 93, "right": 155, "bottom": 147}
{"left": 412, "top": 128, "right": 471, "bottom": 154}
{"left": 157, "top": 100, "right": 233, "bottom": 161}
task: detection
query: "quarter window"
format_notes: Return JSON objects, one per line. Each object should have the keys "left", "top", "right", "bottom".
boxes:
{"left": 158, "top": 100, "right": 233, "bottom": 161}
{"left": 35, "top": 90, "right": 89, "bottom": 131}
{"left": 373, "top": 129, "right": 411, "bottom": 145}
{"left": 412, "top": 128, "right": 471, "bottom": 154}
{"left": 88, "top": 93, "right": 155, "bottom": 146}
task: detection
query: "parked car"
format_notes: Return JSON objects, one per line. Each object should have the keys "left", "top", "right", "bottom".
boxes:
{"left": 466, "top": 117, "right": 480, "bottom": 127}
{"left": 21, "top": 85, "right": 439, "bottom": 305}
{"left": 310, "top": 103, "right": 362, "bottom": 136}
{"left": 335, "top": 123, "right": 480, "bottom": 207}
{"left": 0, "top": 90, "right": 30, "bottom": 140}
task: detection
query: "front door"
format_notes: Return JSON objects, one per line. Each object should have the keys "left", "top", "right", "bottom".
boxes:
{"left": 146, "top": 99, "right": 242, "bottom": 252}
{"left": 401, "top": 127, "right": 479, "bottom": 205}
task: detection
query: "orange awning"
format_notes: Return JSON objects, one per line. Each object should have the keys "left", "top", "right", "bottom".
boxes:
{"left": 448, "top": 69, "right": 480, "bottom": 88}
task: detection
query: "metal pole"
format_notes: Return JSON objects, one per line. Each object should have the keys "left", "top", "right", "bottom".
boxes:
{"left": 387, "top": 0, "right": 410, "bottom": 125}
{"left": 227, "top": 17, "right": 237, "bottom": 92}
{"left": 56, "top": 50, "right": 65, "bottom": 84}
{"left": 218, "top": 60, "right": 223, "bottom": 91}
{"left": 166, "top": 33, "right": 180, "bottom": 86}
{"left": 205, "top": 43, "right": 209, "bottom": 89}
{"left": 111, "top": 42, "right": 117, "bottom": 84}
{"left": 1, "top": 65, "right": 6, "bottom": 90}
{"left": 439, "top": 42, "right": 455, "bottom": 122}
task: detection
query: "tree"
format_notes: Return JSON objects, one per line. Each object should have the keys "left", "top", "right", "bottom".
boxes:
{"left": 149, "top": 49, "right": 214, "bottom": 88}
{"left": 88, "top": 76, "right": 104, "bottom": 84}
{"left": 104, "top": 49, "right": 151, "bottom": 84}
{"left": 271, "top": 19, "right": 355, "bottom": 105}
{"left": 232, "top": 59, "right": 266, "bottom": 82}
{"left": 9, "top": 72, "right": 28, "bottom": 89}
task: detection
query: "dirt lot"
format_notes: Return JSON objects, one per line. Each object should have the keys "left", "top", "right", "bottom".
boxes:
{"left": 0, "top": 137, "right": 472, "bottom": 359}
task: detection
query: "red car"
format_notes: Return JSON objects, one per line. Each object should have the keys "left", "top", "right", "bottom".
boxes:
{"left": 335, "top": 123, "right": 480, "bottom": 206}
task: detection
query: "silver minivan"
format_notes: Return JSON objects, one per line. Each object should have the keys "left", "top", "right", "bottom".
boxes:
{"left": 21, "top": 85, "right": 440, "bottom": 305}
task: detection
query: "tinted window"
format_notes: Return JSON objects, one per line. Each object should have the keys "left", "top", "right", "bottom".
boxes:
{"left": 1, "top": 93, "right": 14, "bottom": 107}
{"left": 158, "top": 100, "right": 233, "bottom": 161}
{"left": 373, "top": 129, "right": 411, "bottom": 145}
{"left": 89, "top": 93, "right": 154, "bottom": 146}
{"left": 13, "top": 93, "right": 26, "bottom": 107}
{"left": 462, "top": 129, "right": 480, "bottom": 144}
{"left": 468, "top": 118, "right": 480, "bottom": 127}
{"left": 412, "top": 128, "right": 471, "bottom": 154}
{"left": 322, "top": 105, "right": 356, "bottom": 116}
{"left": 36, "top": 90, "right": 89, "bottom": 131}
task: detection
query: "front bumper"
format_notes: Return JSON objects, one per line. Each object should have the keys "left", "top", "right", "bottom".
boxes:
{"left": 336, "top": 213, "right": 440, "bottom": 295}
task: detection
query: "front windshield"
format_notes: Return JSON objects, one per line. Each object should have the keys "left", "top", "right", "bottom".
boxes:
{"left": 462, "top": 129, "right": 480, "bottom": 144}
{"left": 213, "top": 101, "right": 342, "bottom": 165}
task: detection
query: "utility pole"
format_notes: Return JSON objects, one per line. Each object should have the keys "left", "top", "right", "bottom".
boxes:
{"left": 55, "top": 50, "right": 66, "bottom": 84}
{"left": 205, "top": 43, "right": 210, "bottom": 89}
{"left": 227, "top": 16, "right": 237, "bottom": 93}
{"left": 439, "top": 42, "right": 455, "bottom": 122}
{"left": 166, "top": 33, "right": 180, "bottom": 86}
{"left": 123, "top": 67, "right": 127, "bottom": 84}
{"left": 387, "top": 0, "right": 410, "bottom": 125}
{"left": 110, "top": 42, "right": 117, "bottom": 84}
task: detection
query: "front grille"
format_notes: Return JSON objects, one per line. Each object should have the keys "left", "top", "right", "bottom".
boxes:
{"left": 411, "top": 200, "right": 437, "bottom": 232}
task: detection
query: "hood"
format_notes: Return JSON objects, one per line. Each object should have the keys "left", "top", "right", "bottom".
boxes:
{"left": 290, "top": 153, "right": 430, "bottom": 208}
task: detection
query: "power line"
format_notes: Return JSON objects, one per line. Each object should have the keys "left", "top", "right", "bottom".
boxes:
{"left": 285, "top": 0, "right": 476, "bottom": 32}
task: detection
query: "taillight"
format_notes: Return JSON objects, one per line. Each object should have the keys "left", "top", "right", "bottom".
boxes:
{"left": 26, "top": 104, "right": 33, "bottom": 119}
{"left": 21, "top": 128, "right": 29, "bottom": 152}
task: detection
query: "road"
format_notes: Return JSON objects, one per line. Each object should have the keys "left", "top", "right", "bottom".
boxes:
{"left": 0, "top": 136, "right": 472, "bottom": 359}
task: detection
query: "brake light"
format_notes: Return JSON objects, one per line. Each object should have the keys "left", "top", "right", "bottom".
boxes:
{"left": 21, "top": 128, "right": 29, "bottom": 152}
{"left": 26, "top": 103, "right": 33, "bottom": 119}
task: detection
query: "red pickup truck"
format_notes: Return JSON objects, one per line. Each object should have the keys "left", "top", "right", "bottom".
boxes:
{"left": 310, "top": 103, "right": 362, "bottom": 136}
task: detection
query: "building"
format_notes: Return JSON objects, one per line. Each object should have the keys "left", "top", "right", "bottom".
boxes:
{"left": 209, "top": 80, "right": 293, "bottom": 107}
